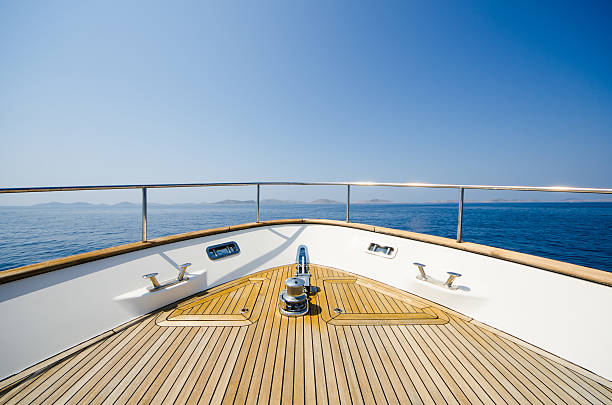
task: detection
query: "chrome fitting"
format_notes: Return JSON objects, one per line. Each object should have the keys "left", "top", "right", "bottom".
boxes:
{"left": 445, "top": 272, "right": 462, "bottom": 289}
{"left": 413, "top": 262, "right": 428, "bottom": 280}
{"left": 178, "top": 262, "right": 192, "bottom": 281}
{"left": 143, "top": 273, "right": 161, "bottom": 289}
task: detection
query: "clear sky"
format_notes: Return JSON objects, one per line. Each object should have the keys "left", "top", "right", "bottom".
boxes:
{"left": 1, "top": 1, "right": 611, "bottom": 204}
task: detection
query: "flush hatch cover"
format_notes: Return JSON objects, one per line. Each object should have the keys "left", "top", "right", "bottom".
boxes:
{"left": 318, "top": 277, "right": 449, "bottom": 325}
{"left": 156, "top": 277, "right": 269, "bottom": 327}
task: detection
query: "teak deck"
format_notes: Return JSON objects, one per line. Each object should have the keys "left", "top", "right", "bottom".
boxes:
{"left": 1, "top": 265, "right": 611, "bottom": 404}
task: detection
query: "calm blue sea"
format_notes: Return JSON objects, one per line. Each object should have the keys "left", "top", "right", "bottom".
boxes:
{"left": 0, "top": 203, "right": 611, "bottom": 272}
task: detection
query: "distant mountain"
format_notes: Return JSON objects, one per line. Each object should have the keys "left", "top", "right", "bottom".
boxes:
{"left": 32, "top": 201, "right": 194, "bottom": 208}
{"left": 356, "top": 199, "right": 394, "bottom": 204}
{"left": 111, "top": 201, "right": 210, "bottom": 208}
{"left": 476, "top": 199, "right": 612, "bottom": 203}
{"left": 112, "top": 202, "right": 176, "bottom": 207}
{"left": 112, "top": 201, "right": 138, "bottom": 207}
{"left": 211, "top": 199, "right": 256, "bottom": 205}
{"left": 560, "top": 198, "right": 612, "bottom": 203}
{"left": 309, "top": 199, "right": 342, "bottom": 204}
{"left": 34, "top": 201, "right": 107, "bottom": 207}
{"left": 17, "top": 198, "right": 612, "bottom": 208}
{"left": 260, "top": 199, "right": 301, "bottom": 204}
{"left": 482, "top": 198, "right": 539, "bottom": 203}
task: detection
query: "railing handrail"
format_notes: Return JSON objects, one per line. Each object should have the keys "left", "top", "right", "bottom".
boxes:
{"left": 1, "top": 181, "right": 611, "bottom": 243}
{"left": 0, "top": 181, "right": 611, "bottom": 194}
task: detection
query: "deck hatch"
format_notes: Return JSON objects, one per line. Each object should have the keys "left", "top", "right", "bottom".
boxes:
{"left": 156, "top": 277, "right": 268, "bottom": 326}
{"left": 206, "top": 241, "right": 240, "bottom": 260}
{"left": 319, "top": 277, "right": 448, "bottom": 325}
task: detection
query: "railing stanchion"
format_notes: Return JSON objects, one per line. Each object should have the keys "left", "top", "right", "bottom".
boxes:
{"left": 142, "top": 187, "right": 148, "bottom": 242}
{"left": 346, "top": 184, "right": 351, "bottom": 222}
{"left": 256, "top": 184, "right": 260, "bottom": 223}
{"left": 456, "top": 187, "right": 464, "bottom": 242}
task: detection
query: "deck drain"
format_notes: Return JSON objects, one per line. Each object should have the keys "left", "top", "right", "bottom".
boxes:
{"left": 240, "top": 308, "right": 249, "bottom": 313}
{"left": 334, "top": 307, "right": 343, "bottom": 313}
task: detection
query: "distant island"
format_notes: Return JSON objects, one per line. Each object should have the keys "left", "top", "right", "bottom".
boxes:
{"left": 357, "top": 199, "right": 394, "bottom": 204}
{"left": 212, "top": 199, "right": 256, "bottom": 205}
{"left": 2, "top": 198, "right": 610, "bottom": 208}
{"left": 26, "top": 198, "right": 401, "bottom": 207}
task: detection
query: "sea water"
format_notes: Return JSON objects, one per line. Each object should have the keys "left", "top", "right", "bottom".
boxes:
{"left": 0, "top": 203, "right": 610, "bottom": 272}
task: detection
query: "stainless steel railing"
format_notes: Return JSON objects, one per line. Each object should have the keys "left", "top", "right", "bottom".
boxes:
{"left": 1, "top": 182, "right": 611, "bottom": 243}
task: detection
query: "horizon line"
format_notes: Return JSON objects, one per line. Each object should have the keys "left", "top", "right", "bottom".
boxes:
{"left": 2, "top": 198, "right": 612, "bottom": 207}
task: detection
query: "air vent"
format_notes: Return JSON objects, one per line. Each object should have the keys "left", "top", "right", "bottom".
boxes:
{"left": 206, "top": 241, "right": 240, "bottom": 260}
{"left": 365, "top": 242, "right": 397, "bottom": 258}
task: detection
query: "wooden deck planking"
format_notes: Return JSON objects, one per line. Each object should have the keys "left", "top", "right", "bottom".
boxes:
{"left": 470, "top": 323, "right": 576, "bottom": 404}
{"left": 452, "top": 316, "right": 552, "bottom": 404}
{"left": 69, "top": 320, "right": 169, "bottom": 403}
{"left": 360, "top": 325, "right": 404, "bottom": 404}
{"left": 2, "top": 263, "right": 610, "bottom": 405}
{"left": 40, "top": 320, "right": 158, "bottom": 404}
{"left": 149, "top": 326, "right": 211, "bottom": 403}
{"left": 173, "top": 327, "right": 225, "bottom": 404}
{"left": 420, "top": 324, "right": 497, "bottom": 404}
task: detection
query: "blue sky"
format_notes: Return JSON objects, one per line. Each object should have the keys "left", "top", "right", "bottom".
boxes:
{"left": 1, "top": 1, "right": 611, "bottom": 204}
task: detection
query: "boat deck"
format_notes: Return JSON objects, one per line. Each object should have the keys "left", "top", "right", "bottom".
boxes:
{"left": 1, "top": 264, "right": 611, "bottom": 404}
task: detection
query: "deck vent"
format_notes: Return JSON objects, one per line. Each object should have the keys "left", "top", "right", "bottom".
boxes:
{"left": 206, "top": 241, "right": 240, "bottom": 260}
{"left": 279, "top": 277, "right": 309, "bottom": 317}
{"left": 366, "top": 242, "right": 397, "bottom": 258}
